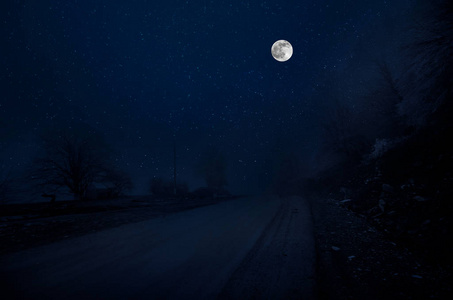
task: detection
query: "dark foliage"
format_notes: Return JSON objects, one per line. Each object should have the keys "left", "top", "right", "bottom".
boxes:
{"left": 190, "top": 187, "right": 231, "bottom": 199}
{"left": 322, "top": 102, "right": 373, "bottom": 165}
{"left": 312, "top": 0, "right": 453, "bottom": 264}
{"left": 149, "top": 177, "right": 188, "bottom": 197}
{"left": 0, "top": 169, "right": 13, "bottom": 204}
{"left": 196, "top": 147, "right": 227, "bottom": 190}
{"left": 102, "top": 170, "right": 134, "bottom": 197}
{"left": 30, "top": 126, "right": 130, "bottom": 201}
{"left": 272, "top": 152, "right": 305, "bottom": 196}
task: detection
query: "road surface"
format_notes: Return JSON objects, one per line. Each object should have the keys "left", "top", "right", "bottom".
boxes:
{"left": 0, "top": 196, "right": 315, "bottom": 299}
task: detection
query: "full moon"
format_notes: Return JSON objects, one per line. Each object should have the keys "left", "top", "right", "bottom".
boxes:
{"left": 271, "top": 40, "right": 293, "bottom": 62}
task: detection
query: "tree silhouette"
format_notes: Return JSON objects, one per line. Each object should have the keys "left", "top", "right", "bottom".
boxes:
{"left": 196, "top": 147, "right": 227, "bottom": 190}
{"left": 323, "top": 102, "right": 371, "bottom": 163}
{"left": 103, "top": 169, "right": 133, "bottom": 197}
{"left": 368, "top": 61, "right": 405, "bottom": 137}
{"left": 30, "top": 127, "right": 116, "bottom": 200}
{"left": 149, "top": 177, "right": 188, "bottom": 197}
{"left": 399, "top": 0, "right": 453, "bottom": 127}
{"left": 272, "top": 152, "right": 303, "bottom": 196}
{"left": 0, "top": 168, "right": 13, "bottom": 204}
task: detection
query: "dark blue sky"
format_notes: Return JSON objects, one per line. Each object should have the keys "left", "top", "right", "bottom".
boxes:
{"left": 1, "top": 0, "right": 412, "bottom": 194}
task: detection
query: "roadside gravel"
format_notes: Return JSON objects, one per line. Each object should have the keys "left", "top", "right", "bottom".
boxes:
{"left": 310, "top": 196, "right": 452, "bottom": 299}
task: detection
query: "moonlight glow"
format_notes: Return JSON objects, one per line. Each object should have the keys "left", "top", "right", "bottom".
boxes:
{"left": 271, "top": 40, "right": 293, "bottom": 62}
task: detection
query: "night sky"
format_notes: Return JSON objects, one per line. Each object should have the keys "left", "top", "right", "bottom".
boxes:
{"left": 1, "top": 0, "right": 413, "bottom": 195}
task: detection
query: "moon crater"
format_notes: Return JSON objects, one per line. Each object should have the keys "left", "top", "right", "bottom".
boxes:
{"left": 271, "top": 40, "right": 293, "bottom": 62}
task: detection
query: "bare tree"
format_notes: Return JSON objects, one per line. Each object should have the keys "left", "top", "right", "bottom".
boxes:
{"left": 323, "top": 102, "right": 371, "bottom": 162}
{"left": 149, "top": 177, "right": 188, "bottom": 197}
{"left": 364, "top": 60, "right": 405, "bottom": 138}
{"left": 196, "top": 147, "right": 227, "bottom": 190}
{"left": 103, "top": 169, "right": 133, "bottom": 196}
{"left": 30, "top": 128, "right": 111, "bottom": 201}
{"left": 0, "top": 168, "right": 13, "bottom": 204}
{"left": 272, "top": 152, "right": 303, "bottom": 196}
{"left": 399, "top": 0, "right": 453, "bottom": 127}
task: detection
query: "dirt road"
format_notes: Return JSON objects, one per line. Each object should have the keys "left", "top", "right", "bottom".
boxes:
{"left": 0, "top": 196, "right": 315, "bottom": 299}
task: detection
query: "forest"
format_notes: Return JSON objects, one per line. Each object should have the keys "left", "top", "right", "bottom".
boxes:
{"left": 303, "top": 1, "right": 453, "bottom": 266}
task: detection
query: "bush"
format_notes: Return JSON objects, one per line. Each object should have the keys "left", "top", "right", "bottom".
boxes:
{"left": 149, "top": 177, "right": 189, "bottom": 197}
{"left": 191, "top": 187, "right": 231, "bottom": 199}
